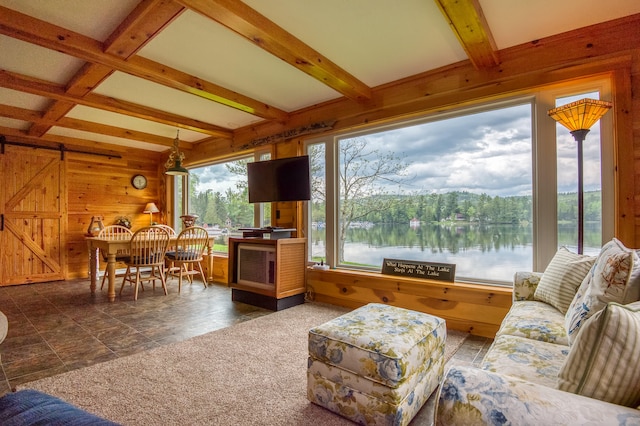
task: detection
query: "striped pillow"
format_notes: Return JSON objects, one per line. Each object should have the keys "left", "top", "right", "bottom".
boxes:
{"left": 558, "top": 301, "right": 640, "bottom": 407}
{"left": 534, "top": 247, "right": 595, "bottom": 314}
{"left": 565, "top": 238, "right": 640, "bottom": 343}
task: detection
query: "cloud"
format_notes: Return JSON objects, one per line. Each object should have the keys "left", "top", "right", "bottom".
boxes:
{"left": 343, "top": 103, "right": 535, "bottom": 196}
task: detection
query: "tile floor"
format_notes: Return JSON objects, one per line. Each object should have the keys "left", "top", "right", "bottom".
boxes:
{"left": 0, "top": 278, "right": 492, "bottom": 400}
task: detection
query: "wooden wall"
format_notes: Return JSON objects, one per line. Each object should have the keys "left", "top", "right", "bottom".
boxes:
{"left": 307, "top": 269, "right": 512, "bottom": 338}
{"left": 66, "top": 149, "right": 163, "bottom": 279}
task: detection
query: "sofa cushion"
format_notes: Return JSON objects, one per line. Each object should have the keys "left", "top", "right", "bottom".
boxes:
{"left": 565, "top": 238, "right": 640, "bottom": 343}
{"left": 558, "top": 301, "right": 640, "bottom": 407}
{"left": 0, "top": 389, "right": 119, "bottom": 425}
{"left": 481, "top": 334, "right": 569, "bottom": 388}
{"left": 533, "top": 247, "right": 595, "bottom": 314}
{"left": 436, "top": 366, "right": 640, "bottom": 426}
{"left": 0, "top": 310, "right": 7, "bottom": 345}
{"left": 495, "top": 301, "right": 569, "bottom": 346}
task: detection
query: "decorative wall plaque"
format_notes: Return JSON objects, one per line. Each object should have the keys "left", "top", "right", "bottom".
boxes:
{"left": 381, "top": 258, "right": 455, "bottom": 282}
{"left": 239, "top": 120, "right": 336, "bottom": 150}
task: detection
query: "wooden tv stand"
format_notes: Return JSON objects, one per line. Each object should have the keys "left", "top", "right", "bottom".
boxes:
{"left": 228, "top": 237, "right": 307, "bottom": 311}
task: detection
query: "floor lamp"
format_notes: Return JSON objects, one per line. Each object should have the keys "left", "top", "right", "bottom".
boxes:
{"left": 547, "top": 98, "right": 612, "bottom": 254}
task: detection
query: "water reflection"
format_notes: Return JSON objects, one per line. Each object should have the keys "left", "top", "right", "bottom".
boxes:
{"left": 311, "top": 222, "right": 601, "bottom": 283}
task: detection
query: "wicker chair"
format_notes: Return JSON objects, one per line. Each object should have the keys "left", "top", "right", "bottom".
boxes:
{"left": 97, "top": 225, "right": 133, "bottom": 290}
{"left": 165, "top": 226, "right": 209, "bottom": 292}
{"left": 120, "top": 226, "right": 171, "bottom": 301}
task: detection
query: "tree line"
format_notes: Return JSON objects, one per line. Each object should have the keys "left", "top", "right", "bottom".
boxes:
{"left": 312, "top": 190, "right": 601, "bottom": 226}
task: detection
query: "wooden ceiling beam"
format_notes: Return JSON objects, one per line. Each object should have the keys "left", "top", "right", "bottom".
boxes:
{"left": 0, "top": 70, "right": 232, "bottom": 139}
{"left": 104, "top": 0, "right": 186, "bottom": 58}
{"left": 0, "top": 5, "right": 288, "bottom": 121}
{"left": 178, "top": 0, "right": 373, "bottom": 102}
{"left": 0, "top": 126, "right": 148, "bottom": 156}
{"left": 434, "top": 0, "right": 499, "bottom": 69}
{"left": 28, "top": 1, "right": 186, "bottom": 138}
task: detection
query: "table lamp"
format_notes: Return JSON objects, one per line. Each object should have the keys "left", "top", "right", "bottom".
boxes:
{"left": 143, "top": 202, "right": 160, "bottom": 225}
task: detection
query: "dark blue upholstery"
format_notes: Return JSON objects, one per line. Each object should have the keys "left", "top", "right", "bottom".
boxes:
{"left": 0, "top": 389, "right": 120, "bottom": 426}
{"left": 165, "top": 250, "right": 198, "bottom": 261}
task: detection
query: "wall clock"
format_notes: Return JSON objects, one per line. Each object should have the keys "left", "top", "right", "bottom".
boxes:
{"left": 131, "top": 174, "right": 147, "bottom": 190}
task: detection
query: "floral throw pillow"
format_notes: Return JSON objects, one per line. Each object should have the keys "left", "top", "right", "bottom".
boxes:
{"left": 534, "top": 247, "right": 595, "bottom": 314}
{"left": 565, "top": 238, "right": 640, "bottom": 344}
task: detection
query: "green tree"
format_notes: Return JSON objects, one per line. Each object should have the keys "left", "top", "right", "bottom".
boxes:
{"left": 336, "top": 138, "right": 410, "bottom": 262}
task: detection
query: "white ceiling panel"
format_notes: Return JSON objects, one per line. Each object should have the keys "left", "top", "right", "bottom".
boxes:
{"left": 137, "top": 10, "right": 340, "bottom": 112}
{"left": 0, "top": 87, "right": 51, "bottom": 110}
{"left": 243, "top": 0, "right": 468, "bottom": 87}
{"left": 67, "top": 105, "right": 208, "bottom": 143}
{"left": 48, "top": 126, "right": 167, "bottom": 152}
{"left": 0, "top": 0, "right": 139, "bottom": 41}
{"left": 0, "top": 117, "right": 29, "bottom": 131}
{"left": 0, "top": 36, "right": 85, "bottom": 84}
{"left": 481, "top": 0, "right": 640, "bottom": 49}
{"left": 92, "top": 71, "right": 262, "bottom": 130}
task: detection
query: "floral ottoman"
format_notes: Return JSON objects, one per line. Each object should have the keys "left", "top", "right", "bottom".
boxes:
{"left": 307, "top": 303, "right": 446, "bottom": 426}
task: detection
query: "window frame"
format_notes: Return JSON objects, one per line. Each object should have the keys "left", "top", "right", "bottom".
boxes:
{"left": 171, "top": 150, "right": 271, "bottom": 246}
{"left": 306, "top": 77, "right": 613, "bottom": 285}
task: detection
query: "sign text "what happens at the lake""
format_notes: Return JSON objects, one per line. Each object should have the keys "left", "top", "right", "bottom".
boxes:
{"left": 381, "top": 258, "right": 456, "bottom": 282}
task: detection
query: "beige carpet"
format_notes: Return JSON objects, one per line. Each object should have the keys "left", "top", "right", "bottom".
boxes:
{"left": 21, "top": 302, "right": 468, "bottom": 425}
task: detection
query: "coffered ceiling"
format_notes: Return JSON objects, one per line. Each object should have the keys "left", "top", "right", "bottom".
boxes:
{"left": 0, "top": 0, "right": 639, "bottom": 155}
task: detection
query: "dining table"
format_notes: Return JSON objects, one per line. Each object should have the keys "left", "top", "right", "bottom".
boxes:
{"left": 86, "top": 235, "right": 215, "bottom": 302}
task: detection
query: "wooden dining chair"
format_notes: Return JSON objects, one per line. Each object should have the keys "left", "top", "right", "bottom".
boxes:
{"left": 152, "top": 224, "right": 177, "bottom": 237}
{"left": 165, "top": 226, "right": 209, "bottom": 292}
{"left": 97, "top": 225, "right": 133, "bottom": 290}
{"left": 120, "top": 226, "right": 171, "bottom": 301}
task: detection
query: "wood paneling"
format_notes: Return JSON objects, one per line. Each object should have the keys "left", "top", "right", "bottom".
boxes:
{"left": 307, "top": 268, "right": 512, "bottom": 338}
{"left": 66, "top": 149, "right": 162, "bottom": 279}
{"left": 0, "top": 146, "right": 66, "bottom": 285}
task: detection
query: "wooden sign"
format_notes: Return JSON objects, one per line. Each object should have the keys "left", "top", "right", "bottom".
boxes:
{"left": 381, "top": 258, "right": 455, "bottom": 282}
{"left": 240, "top": 120, "right": 336, "bottom": 150}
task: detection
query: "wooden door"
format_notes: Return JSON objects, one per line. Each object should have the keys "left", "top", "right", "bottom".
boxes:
{"left": 0, "top": 145, "right": 66, "bottom": 285}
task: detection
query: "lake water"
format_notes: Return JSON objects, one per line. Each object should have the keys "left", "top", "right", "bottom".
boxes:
{"left": 310, "top": 222, "right": 601, "bottom": 284}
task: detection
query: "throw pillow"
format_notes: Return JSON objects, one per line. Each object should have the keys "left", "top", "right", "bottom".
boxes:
{"left": 558, "top": 301, "right": 640, "bottom": 407}
{"left": 533, "top": 247, "right": 595, "bottom": 314}
{"left": 564, "top": 238, "right": 640, "bottom": 343}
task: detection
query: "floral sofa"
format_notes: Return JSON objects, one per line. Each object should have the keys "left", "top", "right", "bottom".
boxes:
{"left": 435, "top": 238, "right": 640, "bottom": 425}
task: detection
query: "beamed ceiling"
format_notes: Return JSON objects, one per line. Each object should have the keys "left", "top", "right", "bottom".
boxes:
{"left": 1, "top": 0, "right": 639, "bottom": 157}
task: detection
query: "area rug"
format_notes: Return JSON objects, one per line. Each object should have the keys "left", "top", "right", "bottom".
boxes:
{"left": 20, "top": 302, "right": 468, "bottom": 425}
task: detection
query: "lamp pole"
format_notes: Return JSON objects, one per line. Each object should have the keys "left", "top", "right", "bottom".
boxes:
{"left": 548, "top": 98, "right": 611, "bottom": 255}
{"left": 570, "top": 129, "right": 590, "bottom": 254}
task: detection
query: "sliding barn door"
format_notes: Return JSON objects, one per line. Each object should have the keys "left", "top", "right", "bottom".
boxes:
{"left": 0, "top": 145, "right": 66, "bottom": 285}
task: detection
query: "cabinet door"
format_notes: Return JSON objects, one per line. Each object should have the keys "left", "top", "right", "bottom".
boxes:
{"left": 0, "top": 146, "right": 66, "bottom": 285}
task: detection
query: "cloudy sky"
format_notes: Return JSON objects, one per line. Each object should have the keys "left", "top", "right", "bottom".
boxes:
{"left": 345, "top": 94, "right": 602, "bottom": 198}
{"left": 193, "top": 93, "right": 603, "bottom": 198}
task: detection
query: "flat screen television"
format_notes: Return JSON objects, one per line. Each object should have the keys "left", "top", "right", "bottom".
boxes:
{"left": 247, "top": 155, "right": 311, "bottom": 203}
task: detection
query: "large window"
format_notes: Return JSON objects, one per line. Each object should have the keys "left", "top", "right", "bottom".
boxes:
{"left": 174, "top": 152, "right": 270, "bottom": 253}
{"left": 308, "top": 79, "right": 612, "bottom": 285}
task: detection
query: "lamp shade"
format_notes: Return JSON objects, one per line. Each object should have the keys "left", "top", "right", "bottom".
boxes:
{"left": 165, "top": 160, "right": 189, "bottom": 176}
{"left": 547, "top": 98, "right": 612, "bottom": 132}
{"left": 165, "top": 130, "right": 189, "bottom": 176}
{"left": 143, "top": 202, "right": 160, "bottom": 214}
